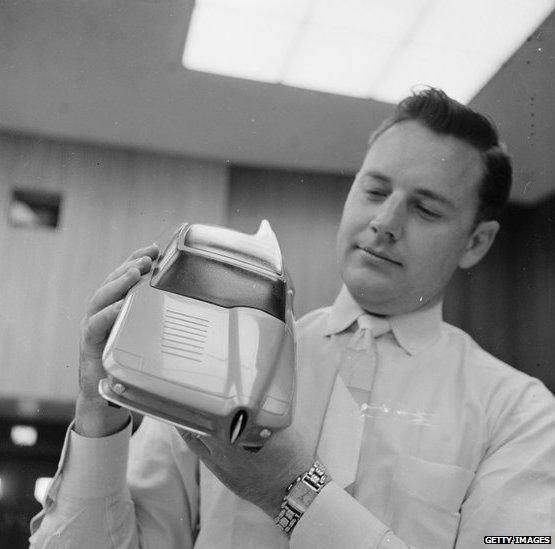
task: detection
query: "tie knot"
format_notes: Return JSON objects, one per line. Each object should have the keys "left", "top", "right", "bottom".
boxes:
{"left": 357, "top": 314, "right": 391, "bottom": 338}
{"left": 347, "top": 314, "right": 391, "bottom": 352}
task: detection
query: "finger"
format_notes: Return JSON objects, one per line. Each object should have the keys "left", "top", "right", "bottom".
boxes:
{"left": 180, "top": 431, "right": 212, "bottom": 460}
{"left": 88, "top": 266, "right": 141, "bottom": 317}
{"left": 102, "top": 256, "right": 153, "bottom": 286}
{"left": 103, "top": 244, "right": 159, "bottom": 285}
{"left": 82, "top": 299, "right": 124, "bottom": 350}
{"left": 124, "top": 243, "right": 160, "bottom": 263}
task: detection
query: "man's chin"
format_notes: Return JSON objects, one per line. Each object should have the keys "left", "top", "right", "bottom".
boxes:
{"left": 343, "top": 278, "right": 397, "bottom": 315}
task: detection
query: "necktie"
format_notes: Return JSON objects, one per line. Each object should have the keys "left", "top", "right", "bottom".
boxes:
{"left": 339, "top": 314, "right": 391, "bottom": 405}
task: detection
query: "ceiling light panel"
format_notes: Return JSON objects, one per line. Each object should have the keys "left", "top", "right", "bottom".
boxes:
{"left": 373, "top": 45, "right": 499, "bottom": 103}
{"left": 379, "top": 0, "right": 555, "bottom": 103}
{"left": 183, "top": 0, "right": 555, "bottom": 104}
{"left": 282, "top": 30, "right": 395, "bottom": 97}
{"left": 184, "top": 0, "right": 311, "bottom": 82}
{"left": 281, "top": 0, "right": 429, "bottom": 97}
{"left": 307, "top": 0, "right": 432, "bottom": 39}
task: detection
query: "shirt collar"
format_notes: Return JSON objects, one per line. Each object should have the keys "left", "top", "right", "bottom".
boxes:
{"left": 324, "top": 285, "right": 443, "bottom": 355}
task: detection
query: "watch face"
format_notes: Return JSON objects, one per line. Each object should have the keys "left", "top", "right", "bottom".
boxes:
{"left": 287, "top": 482, "right": 316, "bottom": 513}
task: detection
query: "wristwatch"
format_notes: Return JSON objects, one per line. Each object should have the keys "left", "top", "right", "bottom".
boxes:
{"left": 274, "top": 460, "right": 329, "bottom": 534}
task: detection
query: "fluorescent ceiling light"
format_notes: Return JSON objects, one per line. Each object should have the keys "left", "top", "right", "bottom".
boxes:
{"left": 184, "top": 0, "right": 311, "bottom": 82}
{"left": 34, "top": 477, "right": 53, "bottom": 505}
{"left": 183, "top": 0, "right": 554, "bottom": 104}
{"left": 10, "top": 425, "right": 38, "bottom": 446}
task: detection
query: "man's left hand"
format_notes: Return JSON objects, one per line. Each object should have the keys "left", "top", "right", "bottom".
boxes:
{"left": 180, "top": 427, "right": 315, "bottom": 518}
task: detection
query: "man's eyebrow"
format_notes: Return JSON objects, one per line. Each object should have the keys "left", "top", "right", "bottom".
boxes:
{"left": 415, "top": 188, "right": 456, "bottom": 210}
{"left": 359, "top": 170, "right": 391, "bottom": 184}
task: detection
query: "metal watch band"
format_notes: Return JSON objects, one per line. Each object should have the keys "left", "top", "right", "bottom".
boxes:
{"left": 274, "top": 460, "right": 328, "bottom": 534}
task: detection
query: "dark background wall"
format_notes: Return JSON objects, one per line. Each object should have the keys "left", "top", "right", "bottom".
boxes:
{"left": 445, "top": 194, "right": 555, "bottom": 391}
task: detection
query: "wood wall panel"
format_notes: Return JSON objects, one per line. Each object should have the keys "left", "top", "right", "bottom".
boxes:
{"left": 0, "top": 133, "right": 228, "bottom": 401}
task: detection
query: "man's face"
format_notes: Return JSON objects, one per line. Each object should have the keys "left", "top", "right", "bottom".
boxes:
{"left": 336, "top": 120, "right": 489, "bottom": 316}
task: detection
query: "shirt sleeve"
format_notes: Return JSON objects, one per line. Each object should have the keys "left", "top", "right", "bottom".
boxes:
{"left": 455, "top": 379, "right": 555, "bottom": 547}
{"left": 29, "top": 419, "right": 139, "bottom": 548}
{"left": 291, "top": 379, "right": 555, "bottom": 549}
{"left": 29, "top": 417, "right": 199, "bottom": 549}
{"left": 290, "top": 482, "right": 415, "bottom": 549}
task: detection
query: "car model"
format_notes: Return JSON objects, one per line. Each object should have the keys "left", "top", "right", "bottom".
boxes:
{"left": 99, "top": 220, "right": 296, "bottom": 448}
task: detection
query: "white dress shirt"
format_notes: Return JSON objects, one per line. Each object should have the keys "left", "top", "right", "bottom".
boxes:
{"left": 30, "top": 287, "right": 555, "bottom": 548}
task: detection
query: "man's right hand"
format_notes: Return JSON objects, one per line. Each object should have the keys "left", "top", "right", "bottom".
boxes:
{"left": 74, "top": 244, "right": 159, "bottom": 438}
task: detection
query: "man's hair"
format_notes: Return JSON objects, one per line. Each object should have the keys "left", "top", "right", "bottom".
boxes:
{"left": 369, "top": 87, "right": 512, "bottom": 223}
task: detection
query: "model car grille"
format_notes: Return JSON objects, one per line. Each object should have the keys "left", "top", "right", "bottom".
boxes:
{"left": 161, "top": 308, "right": 209, "bottom": 363}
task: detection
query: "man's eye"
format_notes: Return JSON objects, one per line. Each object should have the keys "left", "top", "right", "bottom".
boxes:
{"left": 416, "top": 204, "right": 441, "bottom": 219}
{"left": 366, "top": 189, "right": 387, "bottom": 199}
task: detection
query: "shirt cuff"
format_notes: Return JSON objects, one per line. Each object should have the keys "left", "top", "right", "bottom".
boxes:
{"left": 290, "top": 481, "right": 389, "bottom": 549}
{"left": 56, "top": 419, "right": 132, "bottom": 499}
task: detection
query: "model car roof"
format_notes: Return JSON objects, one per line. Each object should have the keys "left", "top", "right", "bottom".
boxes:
{"left": 182, "top": 220, "right": 283, "bottom": 276}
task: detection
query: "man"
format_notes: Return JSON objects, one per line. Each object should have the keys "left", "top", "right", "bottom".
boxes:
{"left": 30, "top": 89, "right": 555, "bottom": 548}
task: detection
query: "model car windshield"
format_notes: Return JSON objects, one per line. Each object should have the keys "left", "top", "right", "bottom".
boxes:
{"left": 151, "top": 251, "right": 286, "bottom": 321}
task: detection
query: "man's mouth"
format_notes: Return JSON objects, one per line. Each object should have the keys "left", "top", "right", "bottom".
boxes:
{"left": 358, "top": 245, "right": 402, "bottom": 266}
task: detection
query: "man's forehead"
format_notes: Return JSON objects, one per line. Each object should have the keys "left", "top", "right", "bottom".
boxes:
{"left": 362, "top": 121, "right": 484, "bottom": 189}
{"left": 367, "top": 120, "right": 479, "bottom": 160}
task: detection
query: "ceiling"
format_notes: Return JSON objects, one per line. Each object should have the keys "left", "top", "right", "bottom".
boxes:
{"left": 0, "top": 0, "right": 553, "bottom": 203}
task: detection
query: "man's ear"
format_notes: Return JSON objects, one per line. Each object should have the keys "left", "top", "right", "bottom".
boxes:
{"left": 459, "top": 220, "right": 499, "bottom": 269}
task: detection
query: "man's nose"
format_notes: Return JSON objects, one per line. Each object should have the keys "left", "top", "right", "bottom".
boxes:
{"left": 369, "top": 194, "right": 405, "bottom": 242}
